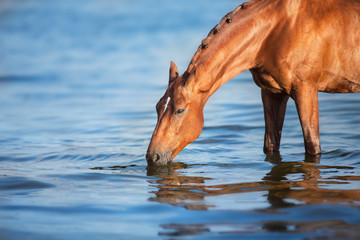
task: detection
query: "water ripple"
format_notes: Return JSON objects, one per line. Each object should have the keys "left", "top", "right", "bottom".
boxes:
{"left": 0, "top": 176, "right": 54, "bottom": 192}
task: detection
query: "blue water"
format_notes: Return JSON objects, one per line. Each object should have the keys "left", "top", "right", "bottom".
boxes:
{"left": 0, "top": 1, "right": 359, "bottom": 239}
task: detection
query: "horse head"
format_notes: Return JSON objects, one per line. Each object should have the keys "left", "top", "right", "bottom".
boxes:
{"left": 146, "top": 62, "right": 204, "bottom": 166}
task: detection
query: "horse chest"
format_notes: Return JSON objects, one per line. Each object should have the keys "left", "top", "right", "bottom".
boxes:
{"left": 250, "top": 69, "right": 291, "bottom": 94}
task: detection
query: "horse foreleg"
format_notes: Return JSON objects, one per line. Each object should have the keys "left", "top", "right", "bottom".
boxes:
{"left": 262, "top": 89, "right": 289, "bottom": 154}
{"left": 291, "top": 83, "right": 321, "bottom": 155}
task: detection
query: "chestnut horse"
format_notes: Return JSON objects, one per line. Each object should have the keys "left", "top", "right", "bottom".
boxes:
{"left": 146, "top": 0, "right": 360, "bottom": 166}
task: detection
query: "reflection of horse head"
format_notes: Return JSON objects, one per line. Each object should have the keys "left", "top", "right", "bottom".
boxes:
{"left": 147, "top": 162, "right": 212, "bottom": 210}
{"left": 147, "top": 154, "right": 360, "bottom": 210}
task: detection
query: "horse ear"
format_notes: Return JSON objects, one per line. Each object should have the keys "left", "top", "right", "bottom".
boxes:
{"left": 169, "top": 61, "right": 179, "bottom": 85}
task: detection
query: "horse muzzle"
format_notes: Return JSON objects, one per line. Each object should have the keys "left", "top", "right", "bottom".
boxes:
{"left": 146, "top": 150, "right": 172, "bottom": 166}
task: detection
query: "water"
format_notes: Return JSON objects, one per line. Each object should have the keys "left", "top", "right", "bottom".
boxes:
{"left": 0, "top": 1, "right": 359, "bottom": 239}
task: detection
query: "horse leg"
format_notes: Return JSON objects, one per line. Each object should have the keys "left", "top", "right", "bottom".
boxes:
{"left": 261, "top": 89, "right": 289, "bottom": 154}
{"left": 291, "top": 83, "right": 321, "bottom": 155}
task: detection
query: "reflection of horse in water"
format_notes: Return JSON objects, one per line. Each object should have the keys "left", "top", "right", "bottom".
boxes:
{"left": 147, "top": 155, "right": 360, "bottom": 210}
{"left": 147, "top": 155, "right": 360, "bottom": 237}
{"left": 147, "top": 0, "right": 360, "bottom": 166}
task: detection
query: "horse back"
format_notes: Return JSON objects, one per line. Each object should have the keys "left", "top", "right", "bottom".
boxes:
{"left": 260, "top": 0, "right": 360, "bottom": 93}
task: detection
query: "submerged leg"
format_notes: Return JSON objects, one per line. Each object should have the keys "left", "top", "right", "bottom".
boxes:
{"left": 261, "top": 89, "right": 289, "bottom": 154}
{"left": 291, "top": 83, "right": 321, "bottom": 155}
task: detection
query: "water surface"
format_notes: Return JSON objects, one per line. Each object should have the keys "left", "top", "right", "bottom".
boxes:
{"left": 0, "top": 1, "right": 359, "bottom": 239}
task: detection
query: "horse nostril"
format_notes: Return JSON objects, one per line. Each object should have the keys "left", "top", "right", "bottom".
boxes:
{"left": 146, "top": 152, "right": 161, "bottom": 164}
{"left": 153, "top": 153, "right": 161, "bottom": 162}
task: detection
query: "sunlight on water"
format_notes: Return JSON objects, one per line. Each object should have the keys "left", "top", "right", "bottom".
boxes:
{"left": 0, "top": 0, "right": 359, "bottom": 239}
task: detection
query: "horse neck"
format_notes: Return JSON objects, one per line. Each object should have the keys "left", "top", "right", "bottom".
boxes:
{"left": 185, "top": 0, "right": 283, "bottom": 103}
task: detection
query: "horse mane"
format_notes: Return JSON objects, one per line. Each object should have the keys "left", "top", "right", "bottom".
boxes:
{"left": 181, "top": 1, "right": 258, "bottom": 84}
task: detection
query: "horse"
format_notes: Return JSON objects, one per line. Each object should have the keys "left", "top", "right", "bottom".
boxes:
{"left": 146, "top": 0, "right": 360, "bottom": 166}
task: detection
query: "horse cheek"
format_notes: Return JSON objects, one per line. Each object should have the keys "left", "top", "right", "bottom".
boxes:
{"left": 187, "top": 111, "right": 204, "bottom": 144}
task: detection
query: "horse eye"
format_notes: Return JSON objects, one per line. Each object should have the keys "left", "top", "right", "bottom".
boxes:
{"left": 175, "top": 109, "right": 185, "bottom": 115}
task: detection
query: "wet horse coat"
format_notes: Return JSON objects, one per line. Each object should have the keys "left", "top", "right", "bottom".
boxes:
{"left": 147, "top": 0, "right": 360, "bottom": 165}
